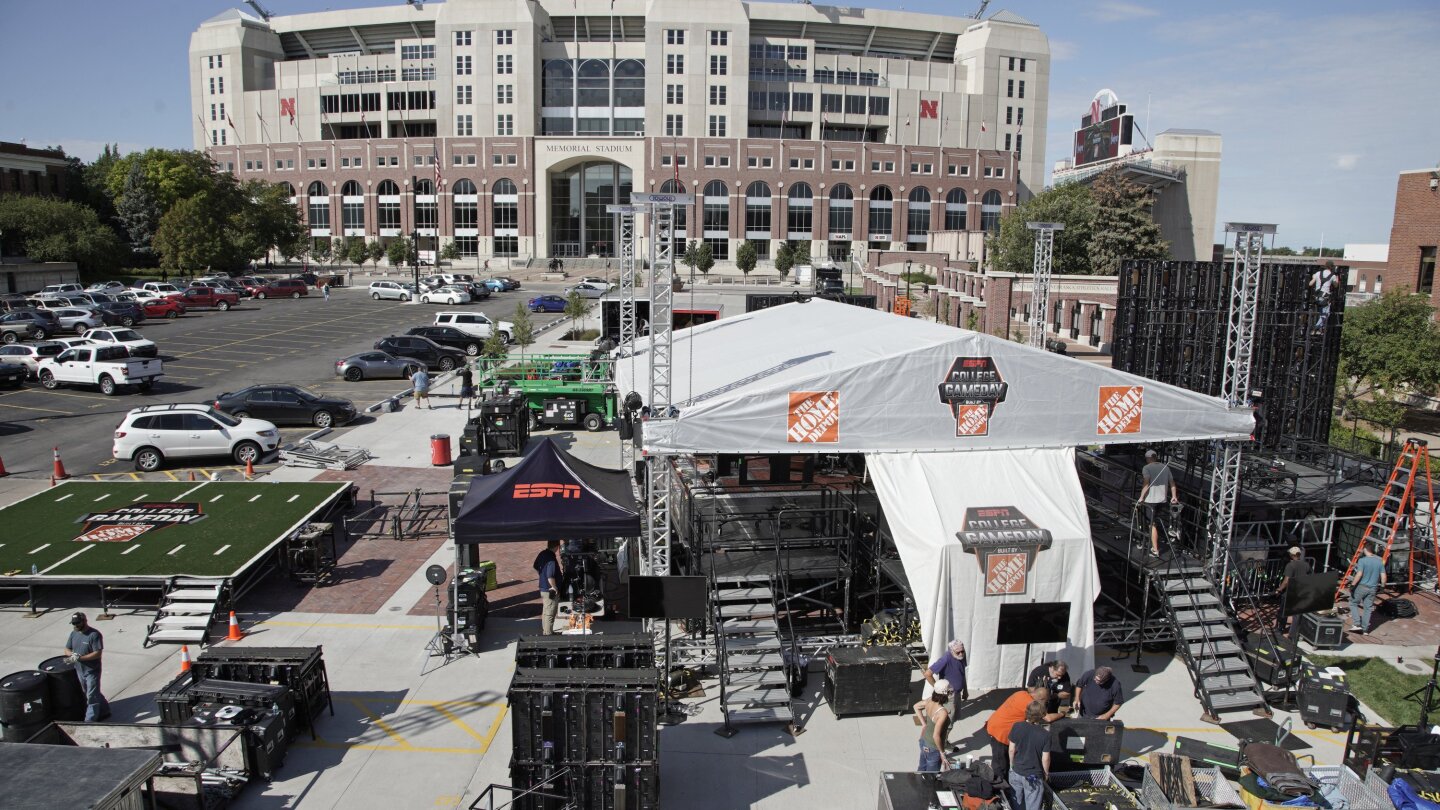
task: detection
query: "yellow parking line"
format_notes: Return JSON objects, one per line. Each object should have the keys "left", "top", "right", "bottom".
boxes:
{"left": 170, "top": 305, "right": 405, "bottom": 359}
{"left": 164, "top": 471, "right": 178, "bottom": 481}
{"left": 255, "top": 620, "right": 434, "bottom": 631}
{"left": 0, "top": 401, "right": 73, "bottom": 414}
{"left": 429, "top": 703, "right": 491, "bottom": 745}
{"left": 344, "top": 697, "right": 415, "bottom": 750}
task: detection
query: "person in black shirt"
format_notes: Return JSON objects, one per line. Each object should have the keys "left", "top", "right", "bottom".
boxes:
{"left": 1026, "top": 659, "right": 1073, "bottom": 715}
{"left": 1007, "top": 702, "right": 1057, "bottom": 810}
{"left": 1274, "top": 546, "right": 1310, "bottom": 634}
{"left": 1075, "top": 666, "right": 1123, "bottom": 720}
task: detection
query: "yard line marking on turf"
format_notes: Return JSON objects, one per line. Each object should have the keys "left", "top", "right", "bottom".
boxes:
{"left": 133, "top": 493, "right": 149, "bottom": 502}
{"left": 94, "top": 494, "right": 110, "bottom": 502}
{"left": 214, "top": 545, "right": 231, "bottom": 556}
{"left": 167, "top": 545, "right": 185, "bottom": 556}
{"left": 177, "top": 482, "right": 208, "bottom": 499}
{"left": 29, "top": 544, "right": 51, "bottom": 554}
{"left": 287, "top": 494, "right": 299, "bottom": 503}
{"left": 249, "top": 494, "right": 263, "bottom": 502}
{"left": 210, "top": 494, "right": 224, "bottom": 503}
{"left": 55, "top": 493, "right": 73, "bottom": 502}
{"left": 41, "top": 545, "right": 94, "bottom": 574}
{"left": 122, "top": 545, "right": 140, "bottom": 555}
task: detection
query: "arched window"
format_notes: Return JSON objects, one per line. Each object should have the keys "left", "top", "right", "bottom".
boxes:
{"left": 868, "top": 186, "right": 892, "bottom": 243}
{"left": 614, "top": 59, "right": 645, "bottom": 107}
{"left": 702, "top": 180, "right": 729, "bottom": 260}
{"left": 340, "top": 180, "right": 364, "bottom": 233}
{"left": 661, "top": 179, "right": 687, "bottom": 235}
{"left": 414, "top": 178, "right": 434, "bottom": 196}
{"left": 277, "top": 181, "right": 296, "bottom": 199}
{"left": 907, "top": 187, "right": 931, "bottom": 243}
{"left": 745, "top": 181, "right": 771, "bottom": 238}
{"left": 414, "top": 178, "right": 436, "bottom": 233}
{"left": 452, "top": 179, "right": 478, "bottom": 256}
{"left": 828, "top": 184, "right": 854, "bottom": 236}
{"left": 542, "top": 60, "right": 575, "bottom": 107}
{"left": 577, "top": 59, "right": 611, "bottom": 107}
{"left": 306, "top": 181, "right": 329, "bottom": 230}
{"left": 945, "top": 188, "right": 967, "bottom": 230}
{"left": 493, "top": 179, "right": 518, "bottom": 257}
{"left": 377, "top": 180, "right": 401, "bottom": 233}
{"left": 786, "top": 183, "right": 813, "bottom": 238}
{"left": 981, "top": 190, "right": 1003, "bottom": 233}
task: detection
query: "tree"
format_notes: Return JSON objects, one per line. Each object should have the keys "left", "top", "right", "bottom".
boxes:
{"left": 735, "top": 240, "right": 758, "bottom": 278}
{"left": 790, "top": 240, "right": 811, "bottom": 269}
{"left": 439, "top": 240, "right": 460, "bottom": 264}
{"left": 345, "top": 236, "right": 369, "bottom": 268}
{"left": 681, "top": 240, "right": 701, "bottom": 275}
{"left": 236, "top": 180, "right": 305, "bottom": 264}
{"left": 1336, "top": 291, "right": 1440, "bottom": 431}
{"left": 366, "top": 240, "right": 386, "bottom": 270}
{"left": 988, "top": 181, "right": 1095, "bottom": 275}
{"left": 153, "top": 195, "right": 237, "bottom": 272}
{"left": 0, "top": 193, "right": 126, "bottom": 271}
{"left": 773, "top": 241, "right": 794, "bottom": 279}
{"left": 564, "top": 291, "right": 592, "bottom": 338}
{"left": 1088, "top": 167, "right": 1168, "bottom": 276}
{"left": 511, "top": 301, "right": 536, "bottom": 358}
{"left": 385, "top": 237, "right": 411, "bottom": 269}
{"left": 692, "top": 241, "right": 714, "bottom": 277}
{"left": 310, "top": 238, "right": 332, "bottom": 267}
{"left": 114, "top": 162, "right": 161, "bottom": 263}
{"left": 481, "top": 330, "right": 509, "bottom": 358}
{"left": 104, "top": 149, "right": 220, "bottom": 214}
{"left": 965, "top": 310, "right": 980, "bottom": 332}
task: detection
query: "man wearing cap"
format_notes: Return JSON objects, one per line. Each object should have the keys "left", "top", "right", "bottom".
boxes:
{"left": 1274, "top": 547, "right": 1311, "bottom": 634}
{"left": 924, "top": 640, "right": 969, "bottom": 701}
{"left": 1074, "top": 667, "right": 1123, "bottom": 720}
{"left": 1138, "top": 450, "right": 1179, "bottom": 556}
{"left": 64, "top": 612, "right": 110, "bottom": 721}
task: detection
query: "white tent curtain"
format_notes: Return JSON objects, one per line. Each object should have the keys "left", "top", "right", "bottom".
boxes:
{"left": 868, "top": 447, "right": 1100, "bottom": 694}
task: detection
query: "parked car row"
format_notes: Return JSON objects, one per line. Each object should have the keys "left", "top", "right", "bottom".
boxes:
{"left": 368, "top": 274, "right": 520, "bottom": 304}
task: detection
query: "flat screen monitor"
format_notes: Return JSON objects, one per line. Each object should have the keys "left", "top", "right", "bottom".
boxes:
{"left": 628, "top": 575, "right": 709, "bottom": 619}
{"left": 1286, "top": 571, "right": 1341, "bottom": 616}
{"left": 996, "top": 602, "right": 1071, "bottom": 645}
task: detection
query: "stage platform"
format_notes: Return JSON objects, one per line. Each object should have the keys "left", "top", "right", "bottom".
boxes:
{"left": 0, "top": 480, "right": 352, "bottom": 583}
{"left": 701, "top": 548, "right": 851, "bottom": 581}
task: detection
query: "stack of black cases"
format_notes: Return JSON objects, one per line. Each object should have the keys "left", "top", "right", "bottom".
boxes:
{"left": 190, "top": 646, "right": 333, "bottom": 738}
{"left": 509, "top": 635, "right": 659, "bottom": 810}
{"left": 185, "top": 701, "right": 289, "bottom": 779}
{"left": 1299, "top": 670, "right": 1359, "bottom": 731}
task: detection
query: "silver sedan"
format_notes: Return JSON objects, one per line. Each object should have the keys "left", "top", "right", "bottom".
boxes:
{"left": 563, "top": 282, "right": 608, "bottom": 299}
{"left": 334, "top": 351, "right": 424, "bottom": 382}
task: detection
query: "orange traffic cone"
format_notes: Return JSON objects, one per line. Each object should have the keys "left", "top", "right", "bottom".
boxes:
{"left": 227, "top": 611, "right": 243, "bottom": 641}
{"left": 244, "top": 459, "right": 255, "bottom": 480}
{"left": 179, "top": 645, "right": 192, "bottom": 673}
{"left": 0, "top": 453, "right": 8, "bottom": 477}
{"left": 52, "top": 447, "right": 69, "bottom": 480}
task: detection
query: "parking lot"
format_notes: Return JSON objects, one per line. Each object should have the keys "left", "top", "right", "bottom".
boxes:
{"left": 0, "top": 282, "right": 566, "bottom": 480}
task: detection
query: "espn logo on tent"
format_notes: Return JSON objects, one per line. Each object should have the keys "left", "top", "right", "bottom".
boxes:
{"left": 1097, "top": 385, "right": 1143, "bottom": 435}
{"left": 787, "top": 391, "right": 839, "bottom": 443}
{"left": 513, "top": 483, "right": 581, "bottom": 499}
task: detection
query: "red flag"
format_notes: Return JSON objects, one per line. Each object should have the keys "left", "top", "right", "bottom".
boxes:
{"left": 980, "top": 120, "right": 987, "bottom": 132}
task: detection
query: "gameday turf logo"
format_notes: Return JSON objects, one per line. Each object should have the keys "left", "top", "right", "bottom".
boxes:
{"left": 74, "top": 502, "right": 207, "bottom": 543}
{"left": 787, "top": 391, "right": 840, "bottom": 443}
{"left": 938, "top": 357, "right": 1008, "bottom": 437}
{"left": 1097, "top": 385, "right": 1143, "bottom": 435}
{"left": 955, "top": 505, "right": 1054, "bottom": 596}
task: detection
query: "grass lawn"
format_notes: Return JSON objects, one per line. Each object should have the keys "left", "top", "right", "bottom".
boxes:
{"left": 1310, "top": 654, "right": 1434, "bottom": 726}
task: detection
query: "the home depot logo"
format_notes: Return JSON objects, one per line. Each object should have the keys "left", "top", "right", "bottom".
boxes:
{"left": 787, "top": 391, "right": 840, "bottom": 443}
{"left": 76, "top": 524, "right": 153, "bottom": 544}
{"left": 1097, "top": 385, "right": 1143, "bottom": 435}
{"left": 513, "top": 483, "right": 582, "bottom": 499}
{"left": 955, "top": 505, "right": 1054, "bottom": 596}
{"left": 984, "top": 552, "right": 1030, "bottom": 596}
{"left": 72, "top": 502, "right": 206, "bottom": 543}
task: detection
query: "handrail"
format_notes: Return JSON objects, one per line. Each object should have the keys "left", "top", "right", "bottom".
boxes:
{"left": 470, "top": 768, "right": 574, "bottom": 810}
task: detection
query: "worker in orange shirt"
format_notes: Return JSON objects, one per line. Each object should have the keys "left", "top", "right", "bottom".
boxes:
{"left": 985, "top": 685, "right": 1053, "bottom": 783}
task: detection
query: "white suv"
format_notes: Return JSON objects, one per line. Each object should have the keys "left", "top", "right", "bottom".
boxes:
{"left": 433, "top": 311, "right": 513, "bottom": 342}
{"left": 113, "top": 403, "right": 279, "bottom": 472}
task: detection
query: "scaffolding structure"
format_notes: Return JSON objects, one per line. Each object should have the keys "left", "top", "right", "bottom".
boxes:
{"left": 609, "top": 204, "right": 640, "bottom": 475}
{"left": 1026, "top": 221, "right": 1063, "bottom": 349}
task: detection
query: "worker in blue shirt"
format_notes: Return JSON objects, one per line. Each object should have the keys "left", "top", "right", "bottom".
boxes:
{"left": 1349, "top": 544, "right": 1387, "bottom": 635}
{"left": 923, "top": 640, "right": 968, "bottom": 701}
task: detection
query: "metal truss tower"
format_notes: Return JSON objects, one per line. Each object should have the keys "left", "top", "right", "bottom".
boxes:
{"left": 1026, "top": 222, "right": 1063, "bottom": 349}
{"left": 1207, "top": 222, "right": 1275, "bottom": 591}
{"left": 610, "top": 204, "right": 640, "bottom": 475}
{"left": 643, "top": 202, "right": 677, "bottom": 576}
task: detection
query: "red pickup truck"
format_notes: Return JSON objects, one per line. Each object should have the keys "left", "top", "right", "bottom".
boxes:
{"left": 141, "top": 297, "right": 186, "bottom": 320}
{"left": 169, "top": 287, "right": 239, "bottom": 311}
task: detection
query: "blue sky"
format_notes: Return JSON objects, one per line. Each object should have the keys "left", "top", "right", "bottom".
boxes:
{"left": 1, "top": 0, "right": 1436, "bottom": 250}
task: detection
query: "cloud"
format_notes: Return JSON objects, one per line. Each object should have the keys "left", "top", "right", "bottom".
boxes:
{"left": 1335, "top": 154, "right": 1361, "bottom": 171}
{"left": 1049, "top": 39, "right": 1079, "bottom": 61}
{"left": 1092, "top": 1, "right": 1159, "bottom": 23}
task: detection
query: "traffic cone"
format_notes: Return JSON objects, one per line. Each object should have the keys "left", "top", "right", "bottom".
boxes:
{"left": 188, "top": 471, "right": 197, "bottom": 482}
{"left": 49, "top": 475, "right": 56, "bottom": 488}
{"left": 0, "top": 453, "right": 8, "bottom": 477}
{"left": 179, "top": 645, "right": 192, "bottom": 673}
{"left": 52, "top": 447, "right": 69, "bottom": 480}
{"left": 244, "top": 459, "right": 255, "bottom": 480}
{"left": 227, "top": 611, "right": 243, "bottom": 641}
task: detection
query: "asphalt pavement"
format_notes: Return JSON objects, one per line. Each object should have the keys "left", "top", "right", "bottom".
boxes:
{"left": 0, "top": 283, "right": 566, "bottom": 480}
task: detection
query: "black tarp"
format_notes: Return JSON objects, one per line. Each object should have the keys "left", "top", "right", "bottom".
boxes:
{"left": 451, "top": 436, "right": 641, "bottom": 543}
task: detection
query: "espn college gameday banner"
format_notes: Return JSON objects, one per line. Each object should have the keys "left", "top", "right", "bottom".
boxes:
{"left": 867, "top": 447, "right": 1100, "bottom": 694}
{"left": 616, "top": 298, "right": 1251, "bottom": 455}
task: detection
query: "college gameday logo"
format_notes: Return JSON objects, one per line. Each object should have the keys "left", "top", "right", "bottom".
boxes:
{"left": 513, "top": 483, "right": 581, "bottom": 499}
{"left": 73, "top": 502, "right": 207, "bottom": 543}
{"left": 1097, "top": 385, "right": 1143, "bottom": 435}
{"left": 787, "top": 391, "right": 840, "bottom": 443}
{"left": 938, "top": 357, "right": 1008, "bottom": 437}
{"left": 955, "top": 505, "right": 1053, "bottom": 596}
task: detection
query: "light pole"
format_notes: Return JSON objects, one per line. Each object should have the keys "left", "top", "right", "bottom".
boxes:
{"left": 411, "top": 228, "right": 420, "bottom": 297}
{"left": 904, "top": 259, "right": 912, "bottom": 306}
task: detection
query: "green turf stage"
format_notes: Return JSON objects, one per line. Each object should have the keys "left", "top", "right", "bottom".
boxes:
{"left": 0, "top": 481, "right": 350, "bottom": 579}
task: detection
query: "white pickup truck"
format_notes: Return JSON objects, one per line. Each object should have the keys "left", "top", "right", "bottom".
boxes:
{"left": 38, "top": 344, "right": 164, "bottom": 395}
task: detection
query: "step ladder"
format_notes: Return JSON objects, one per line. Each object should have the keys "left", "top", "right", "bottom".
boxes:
{"left": 713, "top": 575, "right": 794, "bottom": 735}
{"left": 144, "top": 577, "right": 228, "bottom": 647}
{"left": 1336, "top": 438, "right": 1437, "bottom": 598}
{"left": 1153, "top": 559, "right": 1268, "bottom": 723}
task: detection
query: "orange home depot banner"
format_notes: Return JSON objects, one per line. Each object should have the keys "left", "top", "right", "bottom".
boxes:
{"left": 1097, "top": 385, "right": 1144, "bottom": 435}
{"left": 787, "top": 391, "right": 840, "bottom": 443}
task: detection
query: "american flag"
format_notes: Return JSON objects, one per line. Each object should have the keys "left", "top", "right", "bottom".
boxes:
{"left": 433, "top": 139, "right": 443, "bottom": 189}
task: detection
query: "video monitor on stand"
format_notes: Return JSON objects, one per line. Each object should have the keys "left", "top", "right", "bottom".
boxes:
{"left": 996, "top": 602, "right": 1071, "bottom": 687}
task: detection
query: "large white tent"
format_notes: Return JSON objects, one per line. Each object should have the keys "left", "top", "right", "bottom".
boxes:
{"left": 616, "top": 299, "right": 1252, "bottom": 691}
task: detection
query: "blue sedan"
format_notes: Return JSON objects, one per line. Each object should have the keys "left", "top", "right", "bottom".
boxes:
{"left": 481, "top": 278, "right": 507, "bottom": 292}
{"left": 529, "top": 294, "right": 567, "bottom": 313}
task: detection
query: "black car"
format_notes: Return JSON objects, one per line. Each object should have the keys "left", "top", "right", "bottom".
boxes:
{"left": 405, "top": 325, "right": 486, "bottom": 356}
{"left": 497, "top": 276, "right": 522, "bottom": 291}
{"left": 296, "top": 272, "right": 320, "bottom": 286}
{"left": 214, "top": 384, "right": 357, "bottom": 429}
{"left": 1, "top": 309, "right": 59, "bottom": 336}
{"left": 374, "top": 335, "right": 466, "bottom": 371}
{"left": 94, "top": 301, "right": 147, "bottom": 327}
{"left": 0, "top": 361, "right": 24, "bottom": 388}
{"left": 460, "top": 282, "right": 492, "bottom": 300}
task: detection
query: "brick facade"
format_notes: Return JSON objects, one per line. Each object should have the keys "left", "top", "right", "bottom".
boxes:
{"left": 0, "top": 142, "right": 68, "bottom": 198}
{"left": 1384, "top": 169, "right": 1440, "bottom": 307}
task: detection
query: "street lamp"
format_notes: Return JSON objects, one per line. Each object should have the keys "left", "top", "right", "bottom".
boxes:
{"left": 904, "top": 259, "right": 912, "bottom": 305}
{"left": 411, "top": 228, "right": 420, "bottom": 297}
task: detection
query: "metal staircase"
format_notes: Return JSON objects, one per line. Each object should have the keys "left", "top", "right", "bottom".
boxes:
{"left": 144, "top": 577, "right": 228, "bottom": 647}
{"left": 1153, "top": 556, "right": 1269, "bottom": 723}
{"left": 712, "top": 575, "right": 794, "bottom": 734}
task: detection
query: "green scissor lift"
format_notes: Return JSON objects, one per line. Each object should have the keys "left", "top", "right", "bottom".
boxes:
{"left": 473, "top": 353, "right": 618, "bottom": 432}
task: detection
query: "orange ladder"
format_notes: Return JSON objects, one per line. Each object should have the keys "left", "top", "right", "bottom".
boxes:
{"left": 1336, "top": 438, "right": 1437, "bottom": 600}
